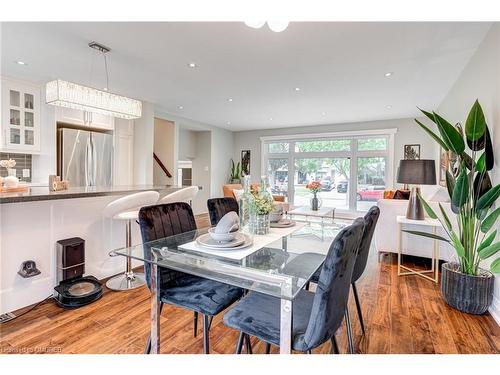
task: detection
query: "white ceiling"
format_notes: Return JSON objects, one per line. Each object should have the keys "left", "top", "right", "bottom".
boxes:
{"left": 1, "top": 22, "right": 492, "bottom": 131}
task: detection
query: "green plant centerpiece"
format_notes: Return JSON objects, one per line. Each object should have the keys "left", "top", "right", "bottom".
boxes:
{"left": 249, "top": 176, "right": 274, "bottom": 235}
{"left": 229, "top": 159, "right": 242, "bottom": 183}
{"left": 411, "top": 100, "right": 499, "bottom": 314}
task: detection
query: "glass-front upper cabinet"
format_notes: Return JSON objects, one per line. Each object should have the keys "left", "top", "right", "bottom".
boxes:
{"left": 1, "top": 78, "right": 40, "bottom": 152}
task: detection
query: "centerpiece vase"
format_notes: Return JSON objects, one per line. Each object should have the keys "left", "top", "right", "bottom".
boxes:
{"left": 239, "top": 175, "right": 253, "bottom": 235}
{"left": 311, "top": 192, "right": 321, "bottom": 211}
{"left": 249, "top": 176, "right": 273, "bottom": 235}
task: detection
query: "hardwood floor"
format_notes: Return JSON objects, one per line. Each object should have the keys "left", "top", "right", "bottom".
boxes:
{"left": 1, "top": 214, "right": 499, "bottom": 354}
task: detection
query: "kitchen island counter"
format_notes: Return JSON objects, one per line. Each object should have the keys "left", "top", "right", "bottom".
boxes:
{"left": 0, "top": 184, "right": 203, "bottom": 314}
{"left": 0, "top": 185, "right": 194, "bottom": 204}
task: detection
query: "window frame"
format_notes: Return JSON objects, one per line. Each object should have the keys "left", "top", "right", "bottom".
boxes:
{"left": 261, "top": 128, "right": 397, "bottom": 215}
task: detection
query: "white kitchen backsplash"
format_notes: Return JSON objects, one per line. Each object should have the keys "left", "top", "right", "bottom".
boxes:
{"left": 0, "top": 152, "right": 32, "bottom": 182}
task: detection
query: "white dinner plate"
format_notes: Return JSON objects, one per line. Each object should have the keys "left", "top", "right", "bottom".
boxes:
{"left": 195, "top": 233, "right": 253, "bottom": 250}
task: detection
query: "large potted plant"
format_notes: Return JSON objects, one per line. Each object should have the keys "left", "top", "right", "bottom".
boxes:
{"left": 410, "top": 100, "right": 500, "bottom": 314}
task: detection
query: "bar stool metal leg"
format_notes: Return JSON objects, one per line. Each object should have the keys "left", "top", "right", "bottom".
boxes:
{"left": 106, "top": 219, "right": 147, "bottom": 291}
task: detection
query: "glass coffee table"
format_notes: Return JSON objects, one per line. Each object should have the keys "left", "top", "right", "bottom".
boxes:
{"left": 287, "top": 206, "right": 345, "bottom": 241}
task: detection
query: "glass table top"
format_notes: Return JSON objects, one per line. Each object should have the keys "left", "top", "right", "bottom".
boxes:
{"left": 111, "top": 226, "right": 338, "bottom": 300}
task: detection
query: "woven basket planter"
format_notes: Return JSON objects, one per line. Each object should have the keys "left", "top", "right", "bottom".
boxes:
{"left": 441, "top": 262, "right": 494, "bottom": 315}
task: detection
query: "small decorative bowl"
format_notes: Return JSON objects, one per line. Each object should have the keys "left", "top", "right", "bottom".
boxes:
{"left": 208, "top": 228, "right": 237, "bottom": 242}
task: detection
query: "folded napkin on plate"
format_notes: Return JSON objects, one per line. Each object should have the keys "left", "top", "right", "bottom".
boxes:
{"left": 215, "top": 211, "right": 239, "bottom": 233}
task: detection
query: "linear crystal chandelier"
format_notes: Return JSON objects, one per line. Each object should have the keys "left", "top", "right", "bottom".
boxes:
{"left": 46, "top": 42, "right": 142, "bottom": 119}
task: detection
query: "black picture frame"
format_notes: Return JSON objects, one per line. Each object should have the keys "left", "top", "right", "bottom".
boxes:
{"left": 241, "top": 150, "right": 251, "bottom": 175}
{"left": 404, "top": 144, "right": 420, "bottom": 160}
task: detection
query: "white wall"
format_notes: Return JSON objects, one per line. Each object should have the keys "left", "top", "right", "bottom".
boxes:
{"left": 31, "top": 88, "right": 56, "bottom": 184}
{"left": 178, "top": 128, "right": 197, "bottom": 160}
{"left": 437, "top": 24, "right": 500, "bottom": 324}
{"left": 192, "top": 131, "right": 211, "bottom": 214}
{"left": 133, "top": 101, "right": 155, "bottom": 185}
{"left": 155, "top": 109, "right": 234, "bottom": 199}
{"left": 233, "top": 117, "right": 437, "bottom": 186}
{"left": 153, "top": 118, "right": 175, "bottom": 186}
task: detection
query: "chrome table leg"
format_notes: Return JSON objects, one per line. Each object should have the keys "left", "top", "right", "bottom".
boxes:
{"left": 150, "top": 252, "right": 160, "bottom": 354}
{"left": 279, "top": 299, "right": 293, "bottom": 354}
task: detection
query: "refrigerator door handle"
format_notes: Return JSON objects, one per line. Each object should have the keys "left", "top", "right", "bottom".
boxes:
{"left": 91, "top": 133, "right": 97, "bottom": 186}
{"left": 84, "top": 136, "right": 88, "bottom": 186}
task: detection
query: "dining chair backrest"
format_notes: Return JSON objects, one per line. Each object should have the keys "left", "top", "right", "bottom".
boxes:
{"left": 158, "top": 186, "right": 199, "bottom": 205}
{"left": 352, "top": 206, "right": 380, "bottom": 283}
{"left": 207, "top": 197, "right": 239, "bottom": 226}
{"left": 299, "top": 218, "right": 364, "bottom": 350}
{"left": 138, "top": 202, "right": 197, "bottom": 289}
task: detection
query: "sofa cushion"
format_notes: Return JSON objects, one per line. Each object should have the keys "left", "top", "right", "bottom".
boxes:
{"left": 428, "top": 186, "right": 451, "bottom": 202}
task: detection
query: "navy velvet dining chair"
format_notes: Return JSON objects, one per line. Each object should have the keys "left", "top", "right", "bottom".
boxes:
{"left": 207, "top": 197, "right": 239, "bottom": 226}
{"left": 138, "top": 202, "right": 244, "bottom": 354}
{"left": 223, "top": 218, "right": 364, "bottom": 354}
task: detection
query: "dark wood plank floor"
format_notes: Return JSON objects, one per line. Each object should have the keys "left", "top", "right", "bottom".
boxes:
{"left": 1, "top": 214, "right": 499, "bottom": 354}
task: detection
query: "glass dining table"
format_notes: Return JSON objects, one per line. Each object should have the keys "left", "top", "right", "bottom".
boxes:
{"left": 110, "top": 223, "right": 337, "bottom": 354}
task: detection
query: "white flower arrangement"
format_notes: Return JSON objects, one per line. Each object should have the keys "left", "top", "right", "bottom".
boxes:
{"left": 0, "top": 159, "right": 16, "bottom": 169}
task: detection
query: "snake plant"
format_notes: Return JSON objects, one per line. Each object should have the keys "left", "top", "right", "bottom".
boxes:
{"left": 408, "top": 100, "right": 500, "bottom": 275}
{"left": 230, "top": 159, "right": 242, "bottom": 182}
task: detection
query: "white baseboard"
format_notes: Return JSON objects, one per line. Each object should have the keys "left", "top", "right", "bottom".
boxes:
{"left": 0, "top": 276, "right": 55, "bottom": 314}
{"left": 489, "top": 295, "right": 500, "bottom": 326}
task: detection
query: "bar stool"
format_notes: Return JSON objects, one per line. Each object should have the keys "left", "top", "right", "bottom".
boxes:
{"left": 159, "top": 186, "right": 199, "bottom": 206}
{"left": 104, "top": 190, "right": 160, "bottom": 291}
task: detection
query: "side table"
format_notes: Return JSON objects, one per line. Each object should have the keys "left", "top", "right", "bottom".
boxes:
{"left": 396, "top": 215, "right": 442, "bottom": 283}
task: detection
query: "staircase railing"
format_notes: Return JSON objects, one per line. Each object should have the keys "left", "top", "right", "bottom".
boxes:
{"left": 153, "top": 152, "right": 172, "bottom": 178}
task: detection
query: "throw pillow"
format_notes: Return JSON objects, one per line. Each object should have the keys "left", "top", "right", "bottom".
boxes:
{"left": 394, "top": 190, "right": 410, "bottom": 200}
{"left": 232, "top": 189, "right": 244, "bottom": 203}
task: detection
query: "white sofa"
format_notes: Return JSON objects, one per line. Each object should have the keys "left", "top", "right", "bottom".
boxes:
{"left": 374, "top": 185, "right": 457, "bottom": 261}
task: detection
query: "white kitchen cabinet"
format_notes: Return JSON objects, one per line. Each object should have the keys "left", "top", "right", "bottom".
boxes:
{"left": 55, "top": 107, "right": 114, "bottom": 130}
{"left": 113, "top": 118, "right": 134, "bottom": 185}
{"left": 1, "top": 78, "right": 41, "bottom": 153}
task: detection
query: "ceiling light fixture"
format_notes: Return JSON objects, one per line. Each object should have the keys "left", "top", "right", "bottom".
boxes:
{"left": 178, "top": 105, "right": 184, "bottom": 110}
{"left": 45, "top": 42, "right": 142, "bottom": 119}
{"left": 294, "top": 87, "right": 301, "bottom": 92}
{"left": 228, "top": 98, "right": 233, "bottom": 102}
{"left": 321, "top": 112, "right": 327, "bottom": 116}
{"left": 226, "top": 121, "right": 231, "bottom": 125}
{"left": 384, "top": 72, "right": 393, "bottom": 77}
{"left": 15, "top": 60, "right": 27, "bottom": 65}
{"left": 386, "top": 105, "right": 392, "bottom": 109}
{"left": 244, "top": 21, "right": 266, "bottom": 29}
{"left": 187, "top": 62, "right": 198, "bottom": 68}
{"left": 267, "top": 21, "right": 289, "bottom": 33}
{"left": 244, "top": 21, "right": 289, "bottom": 33}
{"left": 269, "top": 117, "right": 273, "bottom": 121}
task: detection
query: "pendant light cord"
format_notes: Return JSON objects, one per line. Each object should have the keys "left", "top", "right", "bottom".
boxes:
{"left": 103, "top": 51, "right": 109, "bottom": 91}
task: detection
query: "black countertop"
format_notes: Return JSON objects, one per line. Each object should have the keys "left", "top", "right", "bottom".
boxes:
{"left": 0, "top": 185, "right": 191, "bottom": 204}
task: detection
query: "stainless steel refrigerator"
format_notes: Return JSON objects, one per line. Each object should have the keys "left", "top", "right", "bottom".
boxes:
{"left": 57, "top": 127, "right": 113, "bottom": 187}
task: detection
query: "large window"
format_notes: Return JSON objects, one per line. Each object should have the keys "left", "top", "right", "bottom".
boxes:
{"left": 262, "top": 130, "right": 395, "bottom": 213}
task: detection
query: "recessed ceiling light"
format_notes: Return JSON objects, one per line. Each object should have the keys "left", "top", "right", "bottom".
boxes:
{"left": 227, "top": 98, "right": 233, "bottom": 102}
{"left": 187, "top": 62, "right": 197, "bottom": 68}
{"left": 178, "top": 105, "right": 184, "bottom": 110}
{"left": 384, "top": 72, "right": 393, "bottom": 77}
{"left": 15, "top": 60, "right": 27, "bottom": 65}
{"left": 294, "top": 87, "right": 301, "bottom": 92}
{"left": 386, "top": 105, "right": 392, "bottom": 109}
{"left": 226, "top": 121, "right": 231, "bottom": 125}
{"left": 269, "top": 117, "right": 273, "bottom": 121}
{"left": 321, "top": 112, "right": 327, "bottom": 116}
{"left": 103, "top": 87, "right": 108, "bottom": 92}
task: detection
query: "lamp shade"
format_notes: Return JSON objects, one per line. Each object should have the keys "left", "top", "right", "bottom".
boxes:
{"left": 397, "top": 159, "right": 436, "bottom": 185}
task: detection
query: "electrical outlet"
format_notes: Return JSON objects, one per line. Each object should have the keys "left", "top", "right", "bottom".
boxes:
{"left": 0, "top": 312, "right": 16, "bottom": 323}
